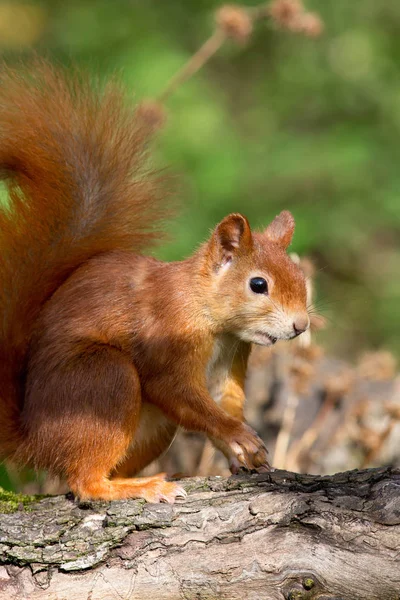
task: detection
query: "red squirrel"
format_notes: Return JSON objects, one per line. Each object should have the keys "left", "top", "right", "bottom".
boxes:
{"left": 0, "top": 62, "right": 309, "bottom": 503}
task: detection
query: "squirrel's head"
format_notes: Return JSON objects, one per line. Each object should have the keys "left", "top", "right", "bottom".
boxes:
{"left": 204, "top": 211, "right": 309, "bottom": 346}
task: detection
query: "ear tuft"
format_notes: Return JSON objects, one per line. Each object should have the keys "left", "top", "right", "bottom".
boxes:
{"left": 212, "top": 213, "right": 252, "bottom": 268}
{"left": 264, "top": 210, "right": 295, "bottom": 249}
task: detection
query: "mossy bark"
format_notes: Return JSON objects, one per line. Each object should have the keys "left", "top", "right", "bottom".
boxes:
{"left": 0, "top": 467, "right": 399, "bottom": 599}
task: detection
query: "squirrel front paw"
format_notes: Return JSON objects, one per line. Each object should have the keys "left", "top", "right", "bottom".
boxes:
{"left": 225, "top": 423, "right": 270, "bottom": 473}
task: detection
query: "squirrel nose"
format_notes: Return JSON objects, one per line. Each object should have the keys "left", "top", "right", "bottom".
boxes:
{"left": 292, "top": 315, "right": 310, "bottom": 337}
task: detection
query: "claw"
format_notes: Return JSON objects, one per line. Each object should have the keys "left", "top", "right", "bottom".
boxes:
{"left": 256, "top": 464, "right": 271, "bottom": 473}
{"left": 175, "top": 486, "right": 187, "bottom": 499}
{"left": 229, "top": 457, "right": 242, "bottom": 474}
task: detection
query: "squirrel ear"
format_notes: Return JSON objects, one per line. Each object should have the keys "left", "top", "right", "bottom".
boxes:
{"left": 264, "top": 210, "right": 295, "bottom": 249}
{"left": 212, "top": 213, "right": 253, "bottom": 268}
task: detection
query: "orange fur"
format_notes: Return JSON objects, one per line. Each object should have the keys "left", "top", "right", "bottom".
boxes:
{"left": 0, "top": 62, "right": 309, "bottom": 502}
{"left": 219, "top": 342, "right": 250, "bottom": 421}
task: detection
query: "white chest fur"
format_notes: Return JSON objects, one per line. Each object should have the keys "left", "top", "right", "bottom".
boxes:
{"left": 206, "top": 334, "right": 239, "bottom": 403}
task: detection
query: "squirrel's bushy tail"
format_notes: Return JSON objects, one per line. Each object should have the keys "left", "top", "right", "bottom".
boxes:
{"left": 0, "top": 60, "right": 168, "bottom": 457}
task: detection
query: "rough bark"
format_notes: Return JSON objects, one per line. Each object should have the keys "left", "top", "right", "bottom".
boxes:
{"left": 0, "top": 467, "right": 399, "bottom": 600}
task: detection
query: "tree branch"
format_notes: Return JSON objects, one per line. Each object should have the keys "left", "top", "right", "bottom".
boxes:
{"left": 0, "top": 467, "right": 399, "bottom": 599}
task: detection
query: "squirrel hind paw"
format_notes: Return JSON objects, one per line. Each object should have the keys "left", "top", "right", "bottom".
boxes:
{"left": 143, "top": 473, "right": 187, "bottom": 503}
{"left": 158, "top": 483, "right": 187, "bottom": 504}
{"left": 69, "top": 473, "right": 187, "bottom": 503}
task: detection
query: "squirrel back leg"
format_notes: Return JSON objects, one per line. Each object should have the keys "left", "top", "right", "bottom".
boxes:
{"left": 111, "top": 403, "right": 177, "bottom": 478}
{"left": 21, "top": 343, "right": 185, "bottom": 502}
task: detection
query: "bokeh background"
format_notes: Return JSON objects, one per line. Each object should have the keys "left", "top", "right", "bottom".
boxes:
{"left": 1, "top": 0, "right": 400, "bottom": 491}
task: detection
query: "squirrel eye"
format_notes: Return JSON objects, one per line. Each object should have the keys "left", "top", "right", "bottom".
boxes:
{"left": 249, "top": 277, "right": 268, "bottom": 294}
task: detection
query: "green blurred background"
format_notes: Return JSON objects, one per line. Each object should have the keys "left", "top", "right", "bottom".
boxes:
{"left": 1, "top": 0, "right": 399, "bottom": 360}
